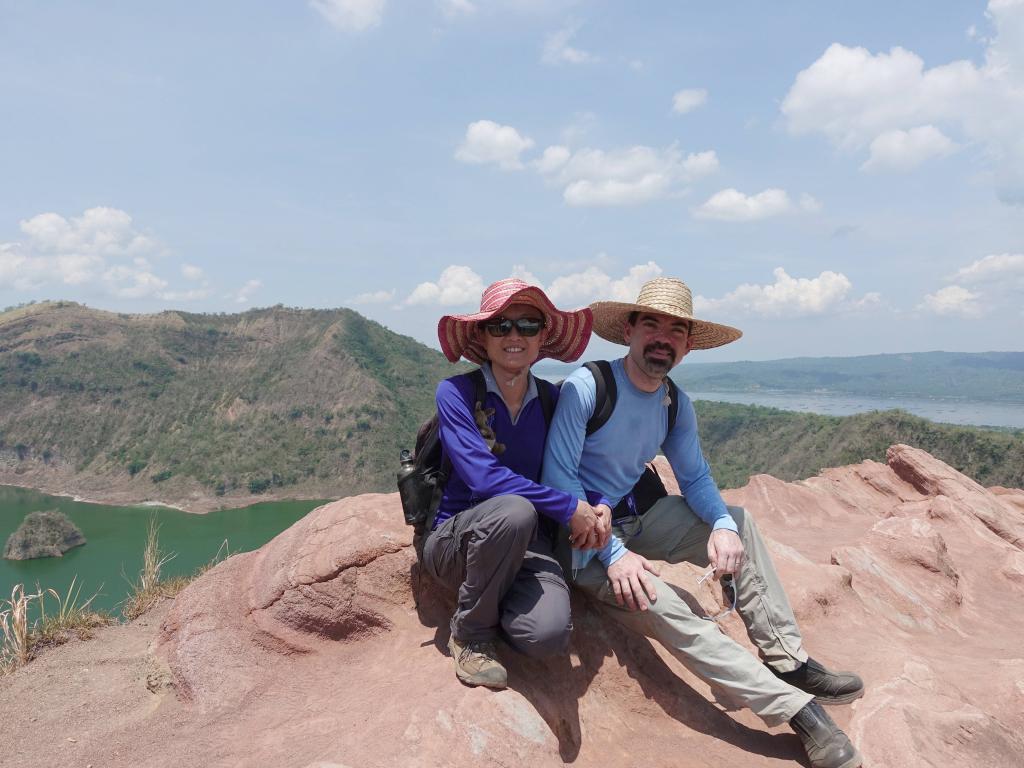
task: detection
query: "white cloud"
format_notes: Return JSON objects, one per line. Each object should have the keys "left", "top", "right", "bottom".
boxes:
{"left": 533, "top": 145, "right": 571, "bottom": 174}
{"left": 919, "top": 285, "right": 983, "bottom": 317}
{"left": 509, "top": 264, "right": 544, "bottom": 287}
{"left": 181, "top": 264, "right": 204, "bottom": 281}
{"left": 672, "top": 88, "right": 708, "bottom": 114}
{"left": 683, "top": 150, "right": 720, "bottom": 177}
{"left": 310, "top": 0, "right": 385, "bottom": 32}
{"left": 350, "top": 289, "right": 396, "bottom": 304}
{"left": 406, "top": 265, "right": 485, "bottom": 306}
{"left": 233, "top": 279, "right": 262, "bottom": 304}
{"left": 0, "top": 206, "right": 191, "bottom": 299}
{"left": 695, "top": 268, "right": 861, "bottom": 317}
{"left": 546, "top": 261, "right": 663, "bottom": 303}
{"left": 455, "top": 120, "right": 535, "bottom": 171}
{"left": 799, "top": 193, "right": 823, "bottom": 213}
{"left": 693, "top": 188, "right": 816, "bottom": 221}
{"left": 439, "top": 0, "right": 475, "bottom": 18}
{"left": 540, "top": 144, "right": 718, "bottom": 206}
{"left": 102, "top": 262, "right": 169, "bottom": 299}
{"left": 781, "top": 1, "right": 1024, "bottom": 200}
{"left": 949, "top": 252, "right": 1024, "bottom": 283}
{"left": 542, "top": 25, "right": 598, "bottom": 66}
{"left": 861, "top": 125, "right": 958, "bottom": 171}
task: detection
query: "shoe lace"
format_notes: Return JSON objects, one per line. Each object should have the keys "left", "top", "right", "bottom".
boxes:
{"left": 459, "top": 640, "right": 497, "bottom": 664}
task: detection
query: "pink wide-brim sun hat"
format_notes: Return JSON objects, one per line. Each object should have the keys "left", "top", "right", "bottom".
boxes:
{"left": 437, "top": 278, "right": 593, "bottom": 365}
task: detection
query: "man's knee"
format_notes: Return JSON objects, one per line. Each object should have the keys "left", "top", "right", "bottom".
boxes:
{"left": 727, "top": 505, "right": 749, "bottom": 535}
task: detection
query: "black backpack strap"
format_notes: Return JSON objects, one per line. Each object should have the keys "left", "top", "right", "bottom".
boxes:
{"left": 468, "top": 367, "right": 487, "bottom": 410}
{"left": 584, "top": 360, "right": 616, "bottom": 436}
{"left": 535, "top": 376, "right": 555, "bottom": 426}
{"left": 665, "top": 377, "right": 680, "bottom": 438}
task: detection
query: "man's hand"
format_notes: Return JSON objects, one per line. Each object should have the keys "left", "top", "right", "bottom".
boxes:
{"left": 593, "top": 503, "right": 612, "bottom": 548}
{"left": 569, "top": 500, "right": 605, "bottom": 550}
{"left": 605, "top": 551, "right": 661, "bottom": 611}
{"left": 707, "top": 529, "right": 745, "bottom": 576}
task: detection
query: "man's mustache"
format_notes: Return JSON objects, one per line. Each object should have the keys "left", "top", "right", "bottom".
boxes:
{"left": 644, "top": 342, "right": 675, "bottom": 360}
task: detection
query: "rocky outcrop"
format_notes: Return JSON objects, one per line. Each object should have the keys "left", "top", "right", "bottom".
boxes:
{"left": 3, "top": 509, "right": 86, "bottom": 560}
{"left": 1, "top": 444, "right": 1010, "bottom": 767}
{"left": 140, "top": 444, "right": 1024, "bottom": 767}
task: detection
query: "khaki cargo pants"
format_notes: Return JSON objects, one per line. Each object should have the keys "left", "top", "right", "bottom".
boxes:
{"left": 573, "top": 496, "right": 813, "bottom": 726}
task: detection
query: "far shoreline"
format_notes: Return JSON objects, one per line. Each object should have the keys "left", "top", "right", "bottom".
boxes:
{"left": 0, "top": 475, "right": 334, "bottom": 515}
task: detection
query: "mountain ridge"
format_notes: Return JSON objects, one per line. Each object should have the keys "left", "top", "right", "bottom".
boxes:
{"left": 1, "top": 302, "right": 1020, "bottom": 511}
{"left": 0, "top": 301, "right": 466, "bottom": 511}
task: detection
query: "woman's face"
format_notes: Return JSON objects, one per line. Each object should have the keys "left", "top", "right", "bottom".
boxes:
{"left": 479, "top": 302, "right": 547, "bottom": 377}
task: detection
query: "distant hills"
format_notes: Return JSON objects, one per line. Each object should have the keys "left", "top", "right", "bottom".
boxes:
{"left": 0, "top": 301, "right": 464, "bottom": 509}
{"left": 694, "top": 401, "right": 1023, "bottom": 490}
{"left": 672, "top": 351, "right": 1024, "bottom": 402}
{"left": 0, "top": 303, "right": 1020, "bottom": 510}
{"left": 538, "top": 351, "right": 1024, "bottom": 402}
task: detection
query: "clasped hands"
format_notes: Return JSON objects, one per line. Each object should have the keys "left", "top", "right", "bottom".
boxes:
{"left": 568, "top": 500, "right": 612, "bottom": 551}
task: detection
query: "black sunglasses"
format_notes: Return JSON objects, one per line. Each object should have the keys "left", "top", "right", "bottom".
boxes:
{"left": 479, "top": 316, "right": 546, "bottom": 337}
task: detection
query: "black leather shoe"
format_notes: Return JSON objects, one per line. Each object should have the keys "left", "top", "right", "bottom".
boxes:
{"left": 771, "top": 657, "right": 864, "bottom": 705}
{"left": 790, "top": 700, "right": 862, "bottom": 768}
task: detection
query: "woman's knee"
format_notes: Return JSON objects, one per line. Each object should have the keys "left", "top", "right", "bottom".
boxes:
{"left": 505, "top": 607, "right": 572, "bottom": 659}
{"left": 488, "top": 495, "right": 538, "bottom": 537}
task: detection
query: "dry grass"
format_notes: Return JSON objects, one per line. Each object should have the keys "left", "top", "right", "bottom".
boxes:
{"left": 34, "top": 576, "right": 116, "bottom": 650}
{"left": 120, "top": 517, "right": 178, "bottom": 621}
{"left": 1, "top": 524, "right": 234, "bottom": 676}
{"left": 1, "top": 579, "right": 114, "bottom": 675}
{"left": 1, "top": 584, "right": 40, "bottom": 674}
{"left": 121, "top": 521, "right": 232, "bottom": 621}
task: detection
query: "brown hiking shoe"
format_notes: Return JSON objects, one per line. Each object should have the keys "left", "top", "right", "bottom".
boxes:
{"left": 447, "top": 635, "right": 507, "bottom": 690}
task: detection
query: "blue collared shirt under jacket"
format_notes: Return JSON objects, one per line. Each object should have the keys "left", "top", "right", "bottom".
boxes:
{"left": 433, "top": 363, "right": 578, "bottom": 529}
{"left": 542, "top": 357, "right": 737, "bottom": 570}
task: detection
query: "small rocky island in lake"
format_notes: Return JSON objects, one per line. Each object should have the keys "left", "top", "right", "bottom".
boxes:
{"left": 3, "top": 510, "right": 87, "bottom": 560}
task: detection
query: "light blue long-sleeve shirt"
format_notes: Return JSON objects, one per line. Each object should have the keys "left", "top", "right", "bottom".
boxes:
{"left": 541, "top": 357, "right": 737, "bottom": 570}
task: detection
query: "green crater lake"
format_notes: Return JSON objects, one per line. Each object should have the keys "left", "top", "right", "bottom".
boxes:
{"left": 0, "top": 485, "right": 327, "bottom": 615}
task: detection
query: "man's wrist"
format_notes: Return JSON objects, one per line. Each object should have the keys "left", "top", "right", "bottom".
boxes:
{"left": 711, "top": 516, "right": 738, "bottom": 534}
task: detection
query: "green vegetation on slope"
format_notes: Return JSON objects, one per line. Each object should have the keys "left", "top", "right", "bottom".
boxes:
{"left": 0, "top": 302, "right": 1019, "bottom": 505}
{"left": 674, "top": 351, "right": 1024, "bottom": 402}
{"left": 0, "top": 302, "right": 467, "bottom": 502}
{"left": 695, "top": 400, "right": 1024, "bottom": 490}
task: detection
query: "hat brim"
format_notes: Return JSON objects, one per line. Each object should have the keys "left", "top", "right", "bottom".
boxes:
{"left": 589, "top": 301, "right": 742, "bottom": 350}
{"left": 438, "top": 286, "right": 593, "bottom": 364}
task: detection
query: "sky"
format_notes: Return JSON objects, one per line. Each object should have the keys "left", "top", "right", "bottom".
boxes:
{"left": 1, "top": 0, "right": 1022, "bottom": 362}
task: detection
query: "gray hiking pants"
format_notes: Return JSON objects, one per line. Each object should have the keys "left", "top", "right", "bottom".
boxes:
{"left": 422, "top": 494, "right": 572, "bottom": 658}
{"left": 574, "top": 497, "right": 813, "bottom": 727}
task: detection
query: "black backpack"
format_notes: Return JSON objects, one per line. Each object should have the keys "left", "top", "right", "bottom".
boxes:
{"left": 397, "top": 368, "right": 554, "bottom": 539}
{"left": 582, "top": 360, "right": 679, "bottom": 516}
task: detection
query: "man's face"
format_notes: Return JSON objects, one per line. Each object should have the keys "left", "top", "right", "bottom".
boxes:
{"left": 623, "top": 312, "right": 694, "bottom": 378}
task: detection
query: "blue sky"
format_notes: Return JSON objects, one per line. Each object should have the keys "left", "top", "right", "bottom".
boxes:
{"left": 1, "top": 0, "right": 1022, "bottom": 362}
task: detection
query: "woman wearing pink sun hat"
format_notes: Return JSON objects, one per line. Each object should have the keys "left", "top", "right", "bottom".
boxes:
{"left": 423, "top": 277, "right": 611, "bottom": 691}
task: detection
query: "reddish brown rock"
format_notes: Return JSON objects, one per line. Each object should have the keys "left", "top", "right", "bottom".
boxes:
{"left": 7, "top": 445, "right": 1023, "bottom": 767}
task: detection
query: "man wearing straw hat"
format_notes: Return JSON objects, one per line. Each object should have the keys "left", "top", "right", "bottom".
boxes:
{"left": 542, "top": 277, "right": 864, "bottom": 768}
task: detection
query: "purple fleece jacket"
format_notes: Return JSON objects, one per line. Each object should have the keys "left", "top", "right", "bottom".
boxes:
{"left": 433, "top": 366, "right": 578, "bottom": 529}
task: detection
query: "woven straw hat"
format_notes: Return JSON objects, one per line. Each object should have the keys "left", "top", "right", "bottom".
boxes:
{"left": 590, "top": 277, "right": 742, "bottom": 350}
{"left": 437, "top": 278, "right": 593, "bottom": 364}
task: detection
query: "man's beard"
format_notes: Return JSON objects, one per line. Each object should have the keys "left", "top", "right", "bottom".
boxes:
{"left": 641, "top": 342, "right": 676, "bottom": 375}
